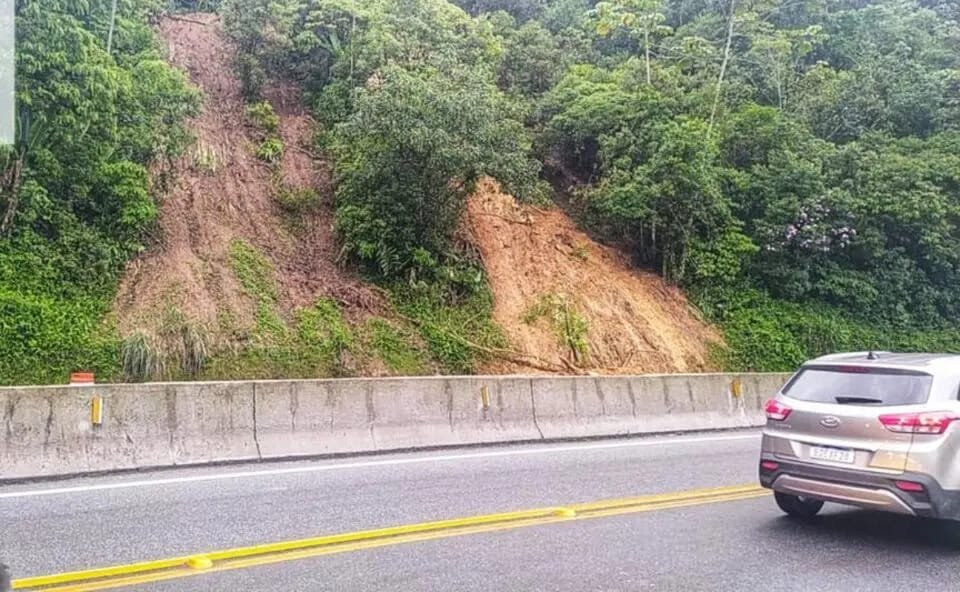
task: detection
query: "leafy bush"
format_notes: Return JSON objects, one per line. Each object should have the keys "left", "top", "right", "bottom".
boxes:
{"left": 695, "top": 286, "right": 960, "bottom": 372}
{"left": 394, "top": 283, "right": 507, "bottom": 374}
{"left": 274, "top": 185, "right": 321, "bottom": 213}
{"left": 255, "top": 137, "right": 284, "bottom": 163}
{"left": 245, "top": 101, "right": 279, "bottom": 133}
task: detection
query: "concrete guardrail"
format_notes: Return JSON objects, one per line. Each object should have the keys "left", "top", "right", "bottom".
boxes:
{"left": 0, "top": 373, "right": 791, "bottom": 480}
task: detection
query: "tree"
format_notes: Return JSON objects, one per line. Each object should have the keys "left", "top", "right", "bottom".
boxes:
{"left": 591, "top": 0, "right": 672, "bottom": 85}
{"left": 331, "top": 66, "right": 544, "bottom": 278}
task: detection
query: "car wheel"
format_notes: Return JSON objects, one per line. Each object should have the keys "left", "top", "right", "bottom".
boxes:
{"left": 774, "top": 491, "right": 824, "bottom": 519}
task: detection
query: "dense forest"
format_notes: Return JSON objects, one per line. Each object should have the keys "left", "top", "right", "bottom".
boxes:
{"left": 1, "top": 0, "right": 959, "bottom": 383}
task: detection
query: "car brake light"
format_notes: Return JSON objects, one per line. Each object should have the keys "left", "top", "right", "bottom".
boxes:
{"left": 764, "top": 399, "right": 792, "bottom": 421}
{"left": 895, "top": 480, "right": 926, "bottom": 493}
{"left": 878, "top": 412, "right": 960, "bottom": 434}
{"left": 760, "top": 461, "right": 779, "bottom": 472}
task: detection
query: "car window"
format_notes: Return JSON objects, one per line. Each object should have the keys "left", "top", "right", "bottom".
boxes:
{"left": 782, "top": 367, "right": 933, "bottom": 406}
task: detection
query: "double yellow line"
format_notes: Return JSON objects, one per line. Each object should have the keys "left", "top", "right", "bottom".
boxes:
{"left": 15, "top": 483, "right": 767, "bottom": 591}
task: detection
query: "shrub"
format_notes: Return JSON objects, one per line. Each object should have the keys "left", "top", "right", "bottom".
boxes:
{"left": 245, "top": 101, "right": 279, "bottom": 133}
{"left": 256, "top": 137, "right": 284, "bottom": 163}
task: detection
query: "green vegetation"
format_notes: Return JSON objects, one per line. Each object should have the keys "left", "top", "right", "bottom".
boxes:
{"left": 120, "top": 309, "right": 209, "bottom": 382}
{"left": 362, "top": 319, "right": 429, "bottom": 375}
{"left": 394, "top": 285, "right": 507, "bottom": 374}
{"left": 0, "top": 0, "right": 199, "bottom": 385}
{"left": 5, "top": 0, "right": 960, "bottom": 383}
{"left": 255, "top": 137, "right": 284, "bottom": 163}
{"left": 523, "top": 293, "right": 590, "bottom": 364}
{"left": 245, "top": 101, "right": 279, "bottom": 133}
{"left": 274, "top": 184, "right": 321, "bottom": 214}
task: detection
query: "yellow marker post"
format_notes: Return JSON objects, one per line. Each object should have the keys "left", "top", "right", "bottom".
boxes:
{"left": 480, "top": 385, "right": 490, "bottom": 410}
{"left": 90, "top": 395, "right": 103, "bottom": 426}
{"left": 730, "top": 378, "right": 742, "bottom": 399}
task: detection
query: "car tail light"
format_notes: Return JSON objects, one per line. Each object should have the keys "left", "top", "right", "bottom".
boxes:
{"left": 764, "top": 399, "right": 792, "bottom": 421}
{"left": 895, "top": 480, "right": 926, "bottom": 493}
{"left": 878, "top": 412, "right": 960, "bottom": 434}
{"left": 760, "top": 460, "right": 779, "bottom": 472}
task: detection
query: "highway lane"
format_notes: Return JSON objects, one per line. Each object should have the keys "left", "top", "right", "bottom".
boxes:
{"left": 153, "top": 495, "right": 960, "bottom": 592}
{"left": 4, "top": 429, "right": 958, "bottom": 590}
{"left": 1, "top": 431, "right": 760, "bottom": 579}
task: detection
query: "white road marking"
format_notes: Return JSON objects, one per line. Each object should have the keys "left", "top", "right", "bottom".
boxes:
{"left": 0, "top": 432, "right": 760, "bottom": 500}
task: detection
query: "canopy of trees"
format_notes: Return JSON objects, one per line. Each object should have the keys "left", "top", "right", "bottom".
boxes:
{"left": 223, "top": 0, "right": 960, "bottom": 369}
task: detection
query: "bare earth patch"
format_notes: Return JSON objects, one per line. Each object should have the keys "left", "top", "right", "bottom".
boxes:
{"left": 466, "top": 178, "right": 721, "bottom": 374}
{"left": 112, "top": 13, "right": 378, "bottom": 345}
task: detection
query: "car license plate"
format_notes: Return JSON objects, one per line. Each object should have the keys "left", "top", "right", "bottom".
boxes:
{"left": 809, "top": 446, "right": 855, "bottom": 464}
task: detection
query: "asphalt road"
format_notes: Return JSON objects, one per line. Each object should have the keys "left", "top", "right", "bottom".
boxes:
{"left": 2, "top": 430, "right": 958, "bottom": 591}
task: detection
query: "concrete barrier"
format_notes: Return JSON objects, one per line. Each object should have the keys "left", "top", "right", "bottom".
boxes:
{"left": 0, "top": 373, "right": 790, "bottom": 480}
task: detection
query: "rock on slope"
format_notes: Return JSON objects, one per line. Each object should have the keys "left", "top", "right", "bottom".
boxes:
{"left": 466, "top": 179, "right": 721, "bottom": 374}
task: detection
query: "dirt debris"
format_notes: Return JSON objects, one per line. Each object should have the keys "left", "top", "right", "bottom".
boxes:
{"left": 466, "top": 178, "right": 721, "bottom": 374}
{"left": 112, "top": 13, "right": 378, "bottom": 343}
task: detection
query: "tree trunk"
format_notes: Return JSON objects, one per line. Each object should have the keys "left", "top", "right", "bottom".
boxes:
{"left": 644, "top": 29, "right": 652, "bottom": 85}
{"left": 708, "top": 0, "right": 737, "bottom": 136}
{"left": 106, "top": 0, "right": 119, "bottom": 54}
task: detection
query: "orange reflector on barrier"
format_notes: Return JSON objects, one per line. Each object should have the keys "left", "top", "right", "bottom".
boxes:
{"left": 70, "top": 372, "right": 95, "bottom": 385}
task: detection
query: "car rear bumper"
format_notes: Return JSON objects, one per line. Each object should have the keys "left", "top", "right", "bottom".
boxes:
{"left": 759, "top": 455, "right": 960, "bottom": 521}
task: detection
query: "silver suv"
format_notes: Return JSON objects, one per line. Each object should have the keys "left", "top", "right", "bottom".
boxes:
{"left": 759, "top": 352, "right": 960, "bottom": 529}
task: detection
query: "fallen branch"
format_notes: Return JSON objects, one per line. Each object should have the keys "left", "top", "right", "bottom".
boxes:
{"left": 396, "top": 312, "right": 580, "bottom": 374}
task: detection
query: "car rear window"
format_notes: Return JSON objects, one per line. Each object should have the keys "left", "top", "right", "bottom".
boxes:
{"left": 782, "top": 366, "right": 933, "bottom": 406}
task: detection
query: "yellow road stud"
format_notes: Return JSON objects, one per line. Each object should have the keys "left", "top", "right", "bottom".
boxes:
{"left": 185, "top": 557, "right": 212, "bottom": 570}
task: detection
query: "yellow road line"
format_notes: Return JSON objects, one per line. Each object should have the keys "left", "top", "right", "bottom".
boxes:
{"left": 17, "top": 483, "right": 768, "bottom": 591}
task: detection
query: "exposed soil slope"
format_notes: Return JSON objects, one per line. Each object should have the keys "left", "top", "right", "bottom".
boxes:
{"left": 467, "top": 179, "right": 721, "bottom": 374}
{"left": 113, "top": 13, "right": 377, "bottom": 342}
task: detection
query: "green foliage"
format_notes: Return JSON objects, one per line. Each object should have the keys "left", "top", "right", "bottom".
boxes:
{"left": 204, "top": 297, "right": 357, "bottom": 379}
{"left": 120, "top": 312, "right": 208, "bottom": 382}
{"left": 363, "top": 318, "right": 429, "bottom": 374}
{"left": 229, "top": 239, "right": 278, "bottom": 305}
{"left": 695, "top": 286, "right": 960, "bottom": 372}
{"left": 0, "top": 0, "right": 199, "bottom": 384}
{"left": 256, "top": 137, "right": 284, "bottom": 163}
{"left": 395, "top": 283, "right": 507, "bottom": 373}
{"left": 246, "top": 101, "right": 280, "bottom": 133}
{"left": 168, "top": 0, "right": 221, "bottom": 11}
{"left": 523, "top": 292, "right": 590, "bottom": 364}
{"left": 331, "top": 65, "right": 546, "bottom": 278}
{"left": 9, "top": 0, "right": 960, "bottom": 382}
{"left": 121, "top": 331, "right": 164, "bottom": 383}
{"left": 274, "top": 184, "right": 321, "bottom": 213}
{"left": 0, "top": 290, "right": 120, "bottom": 386}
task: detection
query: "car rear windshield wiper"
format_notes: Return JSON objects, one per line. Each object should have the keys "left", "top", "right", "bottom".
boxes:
{"left": 835, "top": 396, "right": 884, "bottom": 405}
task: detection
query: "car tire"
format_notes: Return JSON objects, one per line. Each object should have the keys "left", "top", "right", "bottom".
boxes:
{"left": 774, "top": 491, "right": 824, "bottom": 519}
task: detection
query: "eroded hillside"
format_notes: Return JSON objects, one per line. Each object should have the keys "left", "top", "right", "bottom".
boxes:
{"left": 112, "top": 14, "right": 379, "bottom": 360}
{"left": 467, "top": 179, "right": 721, "bottom": 374}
